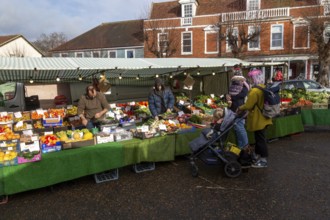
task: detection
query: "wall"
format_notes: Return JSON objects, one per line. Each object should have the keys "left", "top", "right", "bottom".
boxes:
{"left": 0, "top": 37, "right": 42, "bottom": 57}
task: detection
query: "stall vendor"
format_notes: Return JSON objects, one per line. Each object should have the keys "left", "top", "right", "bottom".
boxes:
{"left": 77, "top": 85, "right": 109, "bottom": 130}
{"left": 148, "top": 78, "right": 175, "bottom": 120}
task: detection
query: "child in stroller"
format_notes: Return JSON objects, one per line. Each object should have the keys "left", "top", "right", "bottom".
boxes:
{"left": 189, "top": 107, "right": 247, "bottom": 178}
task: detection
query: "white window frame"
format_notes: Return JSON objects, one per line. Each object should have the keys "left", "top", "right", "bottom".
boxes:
{"left": 158, "top": 32, "right": 169, "bottom": 55}
{"left": 270, "top": 24, "right": 284, "bottom": 50}
{"left": 204, "top": 26, "right": 219, "bottom": 54}
{"left": 324, "top": 23, "right": 330, "bottom": 44}
{"left": 108, "top": 50, "right": 117, "bottom": 58}
{"left": 92, "top": 51, "right": 100, "bottom": 58}
{"left": 181, "top": 31, "right": 193, "bottom": 55}
{"left": 183, "top": 4, "right": 193, "bottom": 17}
{"left": 293, "top": 24, "right": 310, "bottom": 49}
{"left": 226, "top": 27, "right": 238, "bottom": 52}
{"left": 248, "top": 26, "right": 260, "bottom": 51}
{"left": 247, "top": 0, "right": 260, "bottom": 11}
{"left": 76, "top": 52, "right": 83, "bottom": 58}
{"left": 125, "top": 49, "right": 135, "bottom": 58}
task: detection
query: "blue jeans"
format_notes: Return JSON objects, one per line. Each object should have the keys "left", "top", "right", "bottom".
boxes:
{"left": 233, "top": 118, "right": 249, "bottom": 148}
{"left": 86, "top": 120, "right": 101, "bottom": 131}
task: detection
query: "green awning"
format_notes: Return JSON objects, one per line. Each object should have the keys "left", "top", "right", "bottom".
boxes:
{"left": 0, "top": 57, "right": 285, "bottom": 83}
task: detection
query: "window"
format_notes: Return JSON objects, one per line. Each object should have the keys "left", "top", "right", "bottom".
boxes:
{"left": 183, "top": 4, "right": 193, "bottom": 17}
{"left": 293, "top": 25, "right": 309, "bottom": 49}
{"left": 226, "top": 27, "right": 238, "bottom": 52}
{"left": 248, "top": 26, "right": 260, "bottom": 50}
{"left": 76, "top": 52, "right": 83, "bottom": 58}
{"left": 109, "top": 51, "right": 117, "bottom": 58}
{"left": 92, "top": 51, "right": 100, "bottom": 58}
{"left": 182, "top": 32, "right": 192, "bottom": 54}
{"left": 126, "top": 50, "right": 134, "bottom": 58}
{"left": 324, "top": 24, "right": 330, "bottom": 43}
{"left": 61, "top": 53, "right": 68, "bottom": 57}
{"left": 158, "top": 33, "right": 169, "bottom": 55}
{"left": 247, "top": 0, "right": 260, "bottom": 11}
{"left": 271, "top": 24, "right": 284, "bottom": 49}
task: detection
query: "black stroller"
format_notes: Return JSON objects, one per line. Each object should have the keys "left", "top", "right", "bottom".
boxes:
{"left": 189, "top": 108, "right": 248, "bottom": 178}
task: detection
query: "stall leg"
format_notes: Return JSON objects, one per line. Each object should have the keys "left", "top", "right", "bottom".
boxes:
{"left": 0, "top": 195, "right": 8, "bottom": 204}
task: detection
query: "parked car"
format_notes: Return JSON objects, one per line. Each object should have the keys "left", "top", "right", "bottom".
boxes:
{"left": 272, "top": 79, "right": 330, "bottom": 93}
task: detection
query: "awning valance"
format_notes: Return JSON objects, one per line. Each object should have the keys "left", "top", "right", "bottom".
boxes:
{"left": 0, "top": 57, "right": 285, "bottom": 83}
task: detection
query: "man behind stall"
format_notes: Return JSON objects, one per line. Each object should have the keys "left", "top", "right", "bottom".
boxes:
{"left": 78, "top": 85, "right": 109, "bottom": 130}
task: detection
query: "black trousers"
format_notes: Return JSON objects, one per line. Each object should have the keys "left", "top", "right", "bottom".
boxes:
{"left": 254, "top": 128, "right": 268, "bottom": 158}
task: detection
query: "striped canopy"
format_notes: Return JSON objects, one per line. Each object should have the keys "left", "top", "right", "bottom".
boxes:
{"left": 0, "top": 57, "right": 284, "bottom": 83}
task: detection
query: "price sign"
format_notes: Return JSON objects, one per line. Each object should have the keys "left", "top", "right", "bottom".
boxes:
{"left": 210, "top": 94, "right": 215, "bottom": 98}
{"left": 179, "top": 100, "right": 184, "bottom": 105}
{"left": 23, "top": 130, "right": 33, "bottom": 136}
{"left": 36, "top": 109, "right": 44, "bottom": 115}
{"left": 14, "top": 112, "right": 22, "bottom": 118}
{"left": 102, "top": 127, "right": 111, "bottom": 134}
{"left": 108, "top": 112, "right": 115, "bottom": 118}
{"left": 193, "top": 110, "right": 200, "bottom": 115}
{"left": 44, "top": 131, "right": 53, "bottom": 135}
{"left": 178, "top": 111, "right": 184, "bottom": 116}
{"left": 207, "top": 99, "right": 212, "bottom": 104}
{"left": 141, "top": 125, "right": 149, "bottom": 132}
{"left": 0, "top": 112, "right": 8, "bottom": 117}
{"left": 125, "top": 106, "right": 131, "bottom": 112}
{"left": 130, "top": 102, "right": 136, "bottom": 106}
{"left": 31, "top": 135, "right": 39, "bottom": 141}
{"left": 67, "top": 105, "right": 73, "bottom": 109}
{"left": 110, "top": 103, "right": 116, "bottom": 109}
{"left": 159, "top": 124, "right": 167, "bottom": 131}
{"left": 16, "top": 121, "right": 23, "bottom": 127}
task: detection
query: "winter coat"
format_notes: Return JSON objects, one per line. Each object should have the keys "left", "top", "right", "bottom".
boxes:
{"left": 238, "top": 84, "right": 272, "bottom": 132}
{"left": 148, "top": 87, "right": 175, "bottom": 117}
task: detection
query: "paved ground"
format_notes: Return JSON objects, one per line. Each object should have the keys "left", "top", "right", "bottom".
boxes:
{"left": 1, "top": 129, "right": 330, "bottom": 220}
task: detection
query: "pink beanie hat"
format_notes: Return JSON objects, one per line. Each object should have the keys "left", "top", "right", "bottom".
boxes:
{"left": 248, "top": 69, "right": 264, "bottom": 85}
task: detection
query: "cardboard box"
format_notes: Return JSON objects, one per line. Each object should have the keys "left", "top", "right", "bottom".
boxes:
{"left": 96, "top": 133, "right": 115, "bottom": 144}
{"left": 41, "top": 141, "right": 62, "bottom": 153}
{"left": 62, "top": 138, "right": 96, "bottom": 149}
{"left": 0, "top": 139, "right": 19, "bottom": 167}
{"left": 18, "top": 139, "right": 41, "bottom": 164}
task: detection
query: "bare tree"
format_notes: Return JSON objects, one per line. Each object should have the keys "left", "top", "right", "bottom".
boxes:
{"left": 219, "top": 6, "right": 265, "bottom": 58}
{"left": 302, "top": 4, "right": 330, "bottom": 86}
{"left": 143, "top": 19, "right": 181, "bottom": 58}
{"left": 33, "top": 32, "right": 67, "bottom": 56}
{"left": 4, "top": 43, "right": 26, "bottom": 57}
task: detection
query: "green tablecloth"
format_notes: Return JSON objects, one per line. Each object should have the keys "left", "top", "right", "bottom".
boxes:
{"left": 301, "top": 109, "right": 330, "bottom": 126}
{"left": 0, "top": 114, "right": 305, "bottom": 196}
{"left": 121, "top": 135, "right": 176, "bottom": 165}
{"left": 174, "top": 114, "right": 305, "bottom": 155}
{"left": 1, "top": 142, "right": 123, "bottom": 196}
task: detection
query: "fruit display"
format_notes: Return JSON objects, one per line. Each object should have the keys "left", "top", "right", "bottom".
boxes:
{"left": 40, "top": 134, "right": 60, "bottom": 146}
{"left": 56, "top": 128, "right": 93, "bottom": 142}
{"left": 0, "top": 131, "right": 20, "bottom": 140}
{"left": 14, "top": 111, "right": 31, "bottom": 122}
{"left": 0, "top": 150, "right": 18, "bottom": 165}
{"left": 31, "top": 110, "right": 47, "bottom": 119}
{"left": 280, "top": 89, "right": 330, "bottom": 109}
{"left": 48, "top": 108, "right": 66, "bottom": 118}
{"left": 0, "top": 112, "right": 13, "bottom": 123}
{"left": 66, "top": 106, "right": 78, "bottom": 116}
{"left": 13, "top": 121, "right": 32, "bottom": 131}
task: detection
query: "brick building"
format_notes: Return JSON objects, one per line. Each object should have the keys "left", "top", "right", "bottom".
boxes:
{"left": 144, "top": 0, "right": 330, "bottom": 81}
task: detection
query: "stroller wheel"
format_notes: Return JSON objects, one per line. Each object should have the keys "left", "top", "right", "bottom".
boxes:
{"left": 224, "top": 161, "right": 242, "bottom": 178}
{"left": 191, "top": 164, "right": 199, "bottom": 177}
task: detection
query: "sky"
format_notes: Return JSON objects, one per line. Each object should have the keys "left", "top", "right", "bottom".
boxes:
{"left": 0, "top": 0, "right": 171, "bottom": 42}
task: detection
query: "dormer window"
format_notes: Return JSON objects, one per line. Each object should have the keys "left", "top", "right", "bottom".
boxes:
{"left": 179, "top": 0, "right": 198, "bottom": 26}
{"left": 247, "top": 0, "right": 260, "bottom": 11}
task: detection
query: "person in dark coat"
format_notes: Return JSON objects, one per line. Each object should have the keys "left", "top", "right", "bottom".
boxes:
{"left": 148, "top": 78, "right": 175, "bottom": 120}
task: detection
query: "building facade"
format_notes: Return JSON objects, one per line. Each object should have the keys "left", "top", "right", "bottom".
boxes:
{"left": 144, "top": 0, "right": 330, "bottom": 81}
{"left": 51, "top": 20, "right": 145, "bottom": 59}
{"left": 0, "top": 35, "right": 43, "bottom": 57}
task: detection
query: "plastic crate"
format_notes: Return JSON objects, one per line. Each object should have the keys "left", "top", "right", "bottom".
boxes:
{"left": 132, "top": 162, "right": 155, "bottom": 173}
{"left": 94, "top": 169, "right": 119, "bottom": 184}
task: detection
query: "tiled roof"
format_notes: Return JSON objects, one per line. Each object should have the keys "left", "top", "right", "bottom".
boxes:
{"left": 52, "top": 19, "right": 144, "bottom": 52}
{"left": 0, "top": 35, "right": 20, "bottom": 46}
{"left": 150, "top": 0, "right": 245, "bottom": 19}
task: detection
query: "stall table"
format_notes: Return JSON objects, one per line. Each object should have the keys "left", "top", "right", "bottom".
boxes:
{"left": 0, "top": 114, "right": 305, "bottom": 197}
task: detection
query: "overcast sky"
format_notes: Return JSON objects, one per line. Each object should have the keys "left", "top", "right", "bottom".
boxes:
{"left": 0, "top": 0, "right": 171, "bottom": 42}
